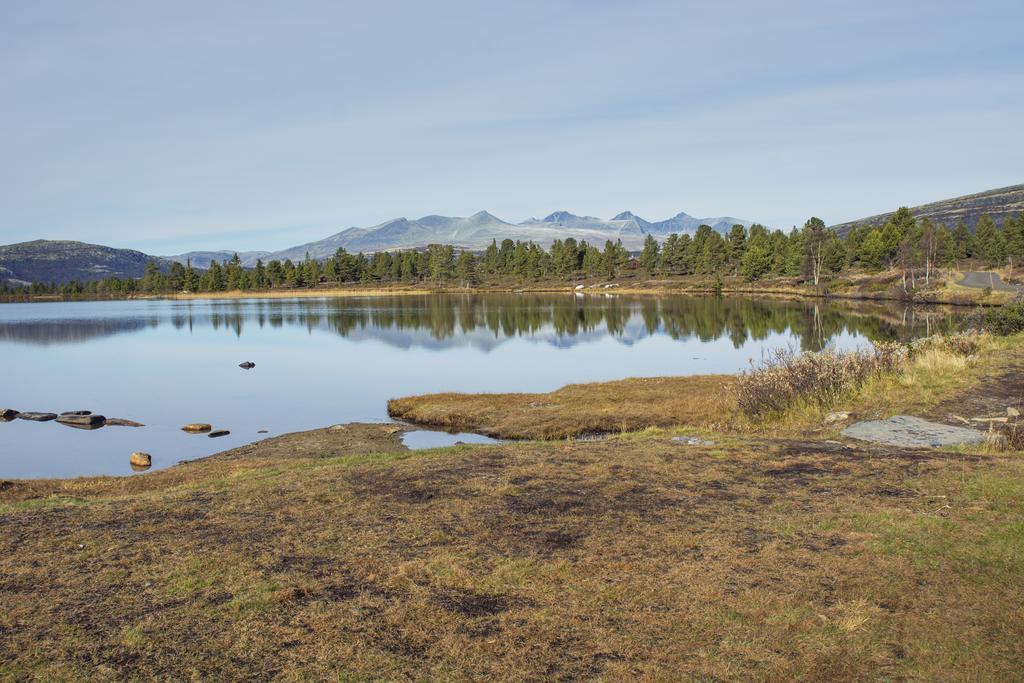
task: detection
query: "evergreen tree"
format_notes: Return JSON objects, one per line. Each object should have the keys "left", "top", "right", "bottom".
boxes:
{"left": 726, "top": 224, "right": 747, "bottom": 271}
{"left": 951, "top": 221, "right": 971, "bottom": 265}
{"left": 639, "top": 234, "right": 660, "bottom": 273}
{"left": 858, "top": 229, "right": 888, "bottom": 270}
{"left": 972, "top": 214, "right": 1004, "bottom": 265}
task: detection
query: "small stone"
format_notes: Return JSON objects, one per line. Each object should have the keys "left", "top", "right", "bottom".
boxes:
{"left": 672, "top": 436, "right": 715, "bottom": 446}
{"left": 0, "top": 408, "right": 18, "bottom": 421}
{"left": 16, "top": 412, "right": 58, "bottom": 422}
{"left": 329, "top": 424, "right": 347, "bottom": 432}
{"left": 105, "top": 418, "right": 145, "bottom": 427}
{"left": 182, "top": 423, "right": 212, "bottom": 433}
{"left": 60, "top": 410, "right": 92, "bottom": 416}
{"left": 208, "top": 430, "right": 230, "bottom": 438}
{"left": 238, "top": 361, "right": 255, "bottom": 369}
{"left": 257, "top": 429, "right": 268, "bottom": 434}
{"left": 129, "top": 452, "right": 152, "bottom": 468}
{"left": 823, "top": 411, "right": 851, "bottom": 425}
{"left": 1009, "top": 407, "right": 1021, "bottom": 418}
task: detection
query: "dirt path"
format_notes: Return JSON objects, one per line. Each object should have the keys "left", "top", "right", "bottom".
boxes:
{"left": 929, "top": 360, "right": 1024, "bottom": 420}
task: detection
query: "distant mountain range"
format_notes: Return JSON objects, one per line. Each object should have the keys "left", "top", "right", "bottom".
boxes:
{"left": 1, "top": 209, "right": 758, "bottom": 285}
{"left": 166, "top": 210, "right": 757, "bottom": 267}
{"left": 0, "top": 240, "right": 171, "bottom": 286}
{"left": 830, "top": 184, "right": 1024, "bottom": 237}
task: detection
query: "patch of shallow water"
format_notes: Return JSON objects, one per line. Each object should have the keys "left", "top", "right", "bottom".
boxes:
{"left": 401, "top": 430, "right": 500, "bottom": 450}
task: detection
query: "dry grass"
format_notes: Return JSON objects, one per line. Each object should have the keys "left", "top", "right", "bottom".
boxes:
{"left": 736, "top": 343, "right": 907, "bottom": 417}
{"left": 388, "top": 375, "right": 737, "bottom": 440}
{"left": 2, "top": 431, "right": 1023, "bottom": 680}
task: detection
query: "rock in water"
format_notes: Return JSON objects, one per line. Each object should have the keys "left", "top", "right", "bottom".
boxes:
{"left": 208, "top": 430, "right": 230, "bottom": 438}
{"left": 0, "top": 408, "right": 19, "bottom": 421}
{"left": 182, "top": 423, "right": 212, "bottom": 433}
{"left": 842, "top": 415, "right": 986, "bottom": 448}
{"left": 56, "top": 414, "right": 106, "bottom": 428}
{"left": 129, "top": 452, "right": 152, "bottom": 468}
{"left": 105, "top": 418, "right": 145, "bottom": 427}
{"left": 60, "top": 410, "right": 92, "bottom": 416}
{"left": 16, "top": 412, "right": 58, "bottom": 422}
{"left": 239, "top": 361, "right": 255, "bottom": 369}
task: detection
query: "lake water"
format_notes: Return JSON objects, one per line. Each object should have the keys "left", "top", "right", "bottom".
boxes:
{"left": 0, "top": 294, "right": 960, "bottom": 479}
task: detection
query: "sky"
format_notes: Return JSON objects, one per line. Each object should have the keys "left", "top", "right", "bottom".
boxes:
{"left": 1, "top": 0, "right": 1022, "bottom": 254}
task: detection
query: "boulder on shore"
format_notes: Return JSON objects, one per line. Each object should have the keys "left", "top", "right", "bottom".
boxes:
{"left": 182, "top": 423, "right": 212, "bottom": 433}
{"left": 17, "top": 412, "right": 58, "bottom": 422}
{"left": 57, "top": 414, "right": 106, "bottom": 428}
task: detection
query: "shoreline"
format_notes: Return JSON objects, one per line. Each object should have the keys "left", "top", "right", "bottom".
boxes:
{"left": 1, "top": 278, "right": 1013, "bottom": 307}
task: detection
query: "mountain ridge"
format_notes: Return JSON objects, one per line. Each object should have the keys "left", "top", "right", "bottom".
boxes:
{"left": 0, "top": 240, "right": 171, "bottom": 286}
{"left": 830, "top": 184, "right": 1024, "bottom": 236}
{"left": 168, "top": 209, "right": 758, "bottom": 267}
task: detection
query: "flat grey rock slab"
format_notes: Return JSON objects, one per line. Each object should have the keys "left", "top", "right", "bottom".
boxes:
{"left": 842, "top": 415, "right": 986, "bottom": 448}
{"left": 672, "top": 436, "right": 716, "bottom": 446}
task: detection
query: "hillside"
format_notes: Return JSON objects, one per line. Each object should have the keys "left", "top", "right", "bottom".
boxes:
{"left": 0, "top": 240, "right": 166, "bottom": 286}
{"left": 170, "top": 209, "right": 759, "bottom": 266}
{"left": 831, "top": 184, "right": 1024, "bottom": 236}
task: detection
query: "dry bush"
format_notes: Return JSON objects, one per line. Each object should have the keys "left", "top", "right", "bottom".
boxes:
{"left": 737, "top": 343, "right": 907, "bottom": 417}
{"left": 909, "top": 331, "right": 981, "bottom": 358}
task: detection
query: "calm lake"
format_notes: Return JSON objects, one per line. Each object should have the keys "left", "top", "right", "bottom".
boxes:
{"left": 0, "top": 294, "right": 961, "bottom": 479}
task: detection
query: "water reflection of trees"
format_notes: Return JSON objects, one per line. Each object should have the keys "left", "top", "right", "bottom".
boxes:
{"left": 0, "top": 318, "right": 150, "bottom": 345}
{"left": 4, "top": 295, "right": 963, "bottom": 349}
{"left": 181, "top": 295, "right": 964, "bottom": 350}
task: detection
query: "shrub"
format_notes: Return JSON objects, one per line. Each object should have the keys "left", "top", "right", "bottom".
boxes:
{"left": 965, "top": 296, "right": 1024, "bottom": 336}
{"left": 737, "top": 343, "right": 907, "bottom": 416}
{"left": 908, "top": 331, "right": 981, "bottom": 358}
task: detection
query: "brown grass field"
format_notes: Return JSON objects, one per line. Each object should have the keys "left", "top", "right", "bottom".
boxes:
{"left": 2, "top": 337, "right": 1023, "bottom": 680}
{"left": 388, "top": 375, "right": 737, "bottom": 440}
